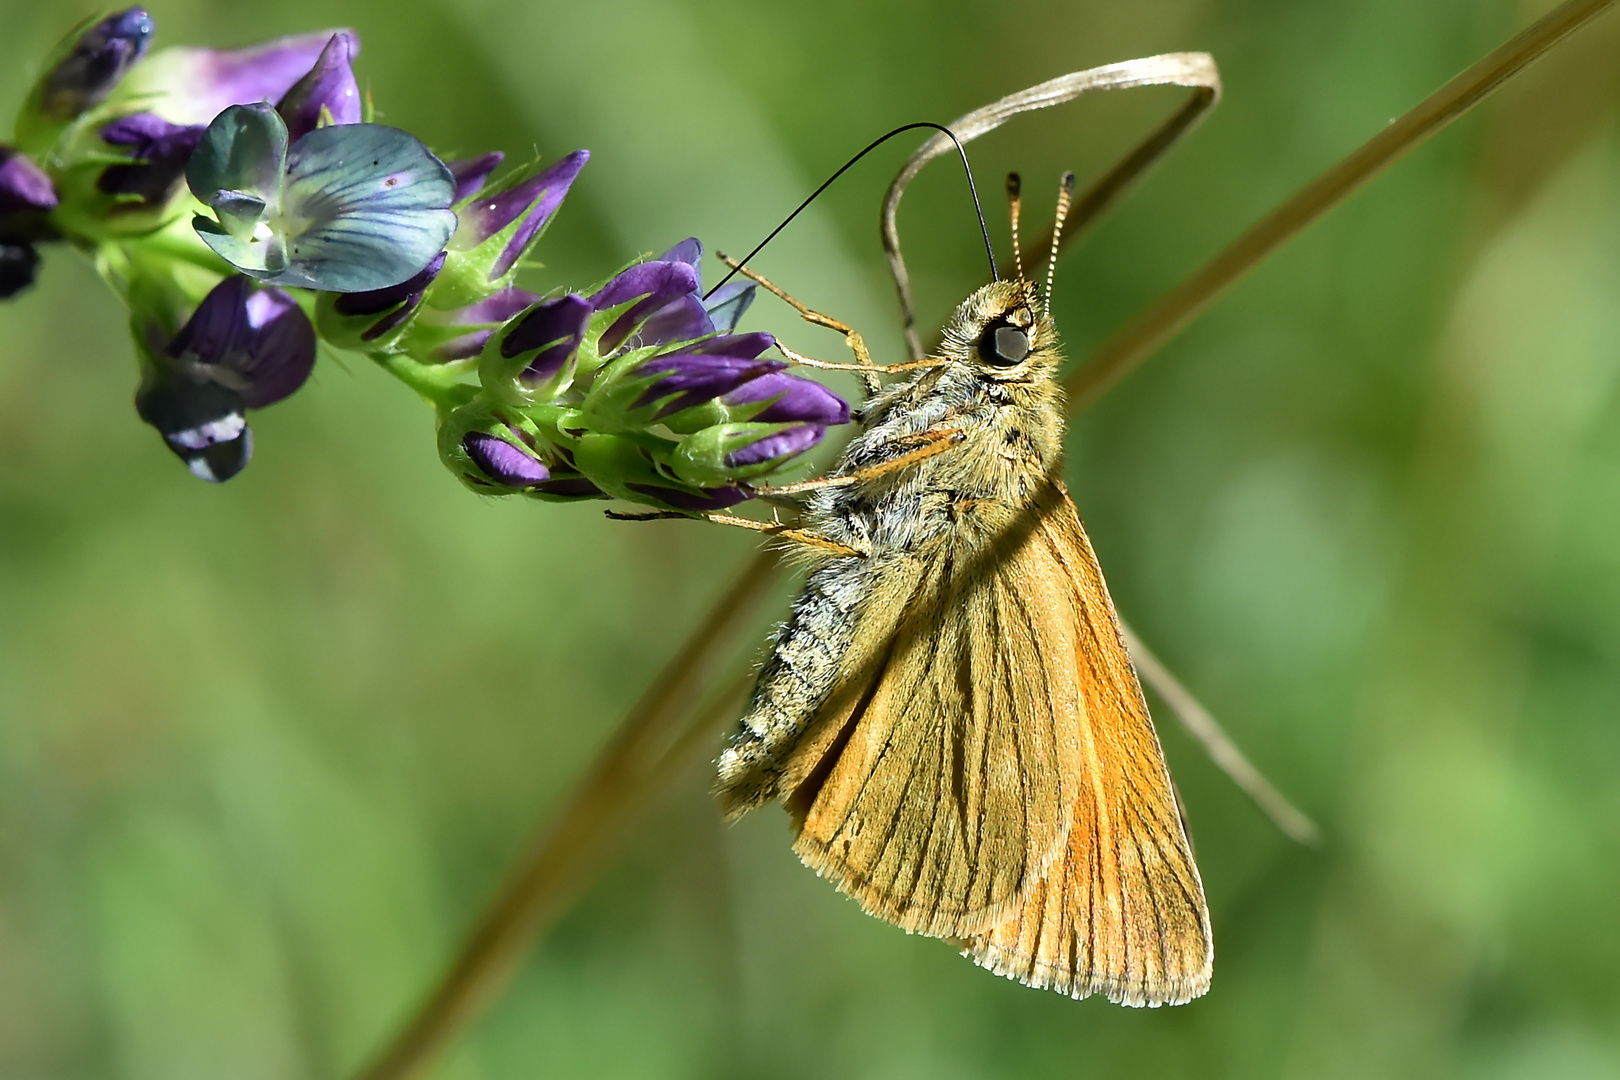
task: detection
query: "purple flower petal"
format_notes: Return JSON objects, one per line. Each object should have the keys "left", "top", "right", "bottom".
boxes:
{"left": 464, "top": 431, "right": 550, "bottom": 487}
{"left": 636, "top": 293, "right": 712, "bottom": 348}
{"left": 134, "top": 365, "right": 254, "bottom": 481}
{"left": 167, "top": 276, "right": 316, "bottom": 408}
{"left": 659, "top": 237, "right": 702, "bottom": 271}
{"left": 456, "top": 150, "right": 589, "bottom": 280}
{"left": 40, "top": 7, "right": 155, "bottom": 121}
{"left": 448, "top": 151, "right": 504, "bottom": 202}
{"left": 590, "top": 260, "right": 700, "bottom": 354}
{"left": 726, "top": 423, "right": 825, "bottom": 469}
{"left": 702, "top": 280, "right": 755, "bottom": 334}
{"left": 639, "top": 361, "right": 785, "bottom": 418}
{"left": 275, "top": 32, "right": 360, "bottom": 141}
{"left": 97, "top": 113, "right": 206, "bottom": 208}
{"left": 528, "top": 475, "right": 604, "bottom": 498}
{"left": 721, "top": 371, "right": 850, "bottom": 425}
{"left": 0, "top": 148, "right": 59, "bottom": 217}
{"left": 500, "top": 293, "right": 592, "bottom": 384}
{"left": 121, "top": 30, "right": 359, "bottom": 127}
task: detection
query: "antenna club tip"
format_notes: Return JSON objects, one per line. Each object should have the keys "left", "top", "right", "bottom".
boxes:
{"left": 1006, "top": 172, "right": 1021, "bottom": 196}
{"left": 1059, "top": 170, "right": 1076, "bottom": 193}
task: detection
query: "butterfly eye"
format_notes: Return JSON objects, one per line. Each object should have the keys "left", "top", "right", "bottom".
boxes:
{"left": 979, "top": 322, "right": 1030, "bottom": 366}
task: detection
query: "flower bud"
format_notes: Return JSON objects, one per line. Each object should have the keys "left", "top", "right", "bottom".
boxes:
{"left": 669, "top": 421, "right": 827, "bottom": 486}
{"left": 0, "top": 149, "right": 58, "bottom": 260}
{"left": 316, "top": 251, "right": 446, "bottom": 350}
{"left": 481, "top": 293, "right": 593, "bottom": 397}
{"left": 96, "top": 113, "right": 206, "bottom": 218}
{"left": 34, "top": 8, "right": 155, "bottom": 123}
{"left": 581, "top": 332, "right": 780, "bottom": 432}
{"left": 275, "top": 32, "right": 360, "bottom": 141}
{"left": 436, "top": 150, "right": 588, "bottom": 304}
{"left": 403, "top": 287, "right": 539, "bottom": 361}
{"left": 568, "top": 430, "right": 747, "bottom": 510}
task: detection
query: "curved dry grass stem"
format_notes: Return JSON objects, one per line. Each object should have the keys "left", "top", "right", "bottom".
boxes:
{"left": 351, "top": 5, "right": 1614, "bottom": 1076}
{"left": 355, "top": 553, "right": 779, "bottom": 1080}
{"left": 1062, "top": 0, "right": 1619, "bottom": 408}
{"left": 1120, "top": 621, "right": 1321, "bottom": 846}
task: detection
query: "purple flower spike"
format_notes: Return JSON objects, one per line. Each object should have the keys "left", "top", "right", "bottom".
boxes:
{"left": 464, "top": 432, "right": 550, "bottom": 488}
{"left": 119, "top": 30, "right": 358, "bottom": 127}
{"left": 500, "top": 293, "right": 592, "bottom": 385}
{"left": 591, "top": 260, "right": 701, "bottom": 354}
{"left": 448, "top": 152, "right": 504, "bottom": 202}
{"left": 97, "top": 113, "right": 206, "bottom": 209}
{"left": 0, "top": 148, "right": 59, "bottom": 218}
{"left": 727, "top": 424, "right": 825, "bottom": 469}
{"left": 276, "top": 32, "right": 361, "bottom": 141}
{"left": 457, "top": 150, "right": 589, "bottom": 280}
{"left": 721, "top": 371, "right": 851, "bottom": 425}
{"left": 634, "top": 334, "right": 782, "bottom": 417}
{"left": 40, "top": 7, "right": 155, "bottom": 121}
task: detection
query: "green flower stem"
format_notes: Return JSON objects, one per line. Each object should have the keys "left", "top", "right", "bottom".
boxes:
{"left": 348, "top": 3, "right": 1614, "bottom": 1077}
{"left": 130, "top": 219, "right": 235, "bottom": 277}
{"left": 369, "top": 352, "right": 477, "bottom": 407}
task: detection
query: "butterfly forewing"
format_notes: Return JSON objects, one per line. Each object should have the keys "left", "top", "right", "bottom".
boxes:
{"left": 782, "top": 495, "right": 1089, "bottom": 939}
{"left": 963, "top": 489, "right": 1212, "bottom": 1005}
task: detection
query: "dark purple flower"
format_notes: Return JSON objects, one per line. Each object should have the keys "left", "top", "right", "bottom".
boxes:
{"left": 0, "top": 148, "right": 58, "bottom": 218}
{"left": 39, "top": 7, "right": 155, "bottom": 121}
{"left": 422, "top": 287, "right": 540, "bottom": 360}
{"left": 0, "top": 242, "right": 41, "bottom": 299}
{"left": 528, "top": 475, "right": 605, "bottom": 499}
{"left": 719, "top": 370, "right": 850, "bottom": 425}
{"left": 332, "top": 251, "right": 447, "bottom": 341}
{"left": 727, "top": 423, "right": 825, "bottom": 469}
{"left": 499, "top": 293, "right": 592, "bottom": 385}
{"left": 137, "top": 276, "right": 316, "bottom": 480}
{"left": 117, "top": 30, "right": 358, "bottom": 127}
{"left": 464, "top": 431, "right": 550, "bottom": 487}
{"left": 590, "top": 259, "right": 700, "bottom": 354}
{"left": 625, "top": 483, "right": 751, "bottom": 511}
{"left": 97, "top": 113, "right": 206, "bottom": 209}
{"left": 448, "top": 152, "right": 504, "bottom": 202}
{"left": 275, "top": 32, "right": 360, "bottom": 141}
{"left": 455, "top": 150, "right": 588, "bottom": 281}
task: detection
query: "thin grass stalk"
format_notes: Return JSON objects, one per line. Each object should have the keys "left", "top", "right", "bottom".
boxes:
{"left": 351, "top": 4, "right": 1614, "bottom": 1075}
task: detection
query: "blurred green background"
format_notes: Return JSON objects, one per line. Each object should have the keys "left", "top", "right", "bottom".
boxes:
{"left": 3, "top": 0, "right": 1620, "bottom": 1077}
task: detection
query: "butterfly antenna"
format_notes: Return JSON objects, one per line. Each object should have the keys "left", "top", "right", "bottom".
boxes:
{"left": 1044, "top": 171, "right": 1076, "bottom": 315}
{"left": 707, "top": 122, "right": 997, "bottom": 300}
{"left": 1006, "top": 172, "right": 1025, "bottom": 282}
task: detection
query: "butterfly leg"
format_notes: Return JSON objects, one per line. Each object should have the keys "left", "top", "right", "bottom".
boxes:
{"left": 750, "top": 426, "right": 965, "bottom": 497}
{"left": 605, "top": 507, "right": 866, "bottom": 557}
{"left": 715, "top": 252, "right": 885, "bottom": 395}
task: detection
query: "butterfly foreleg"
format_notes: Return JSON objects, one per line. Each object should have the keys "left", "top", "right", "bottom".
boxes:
{"left": 748, "top": 426, "right": 965, "bottom": 499}
{"left": 715, "top": 252, "right": 886, "bottom": 395}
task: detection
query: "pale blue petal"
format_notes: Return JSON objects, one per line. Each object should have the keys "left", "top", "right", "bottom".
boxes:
{"left": 186, "top": 103, "right": 287, "bottom": 234}
{"left": 275, "top": 123, "right": 456, "bottom": 292}
{"left": 193, "top": 216, "right": 286, "bottom": 277}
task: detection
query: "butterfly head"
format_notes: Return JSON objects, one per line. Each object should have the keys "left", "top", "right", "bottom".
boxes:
{"left": 938, "top": 278, "right": 1061, "bottom": 384}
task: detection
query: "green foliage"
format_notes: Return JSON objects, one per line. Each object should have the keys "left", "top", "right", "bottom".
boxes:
{"left": 1, "top": 0, "right": 1618, "bottom": 1077}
